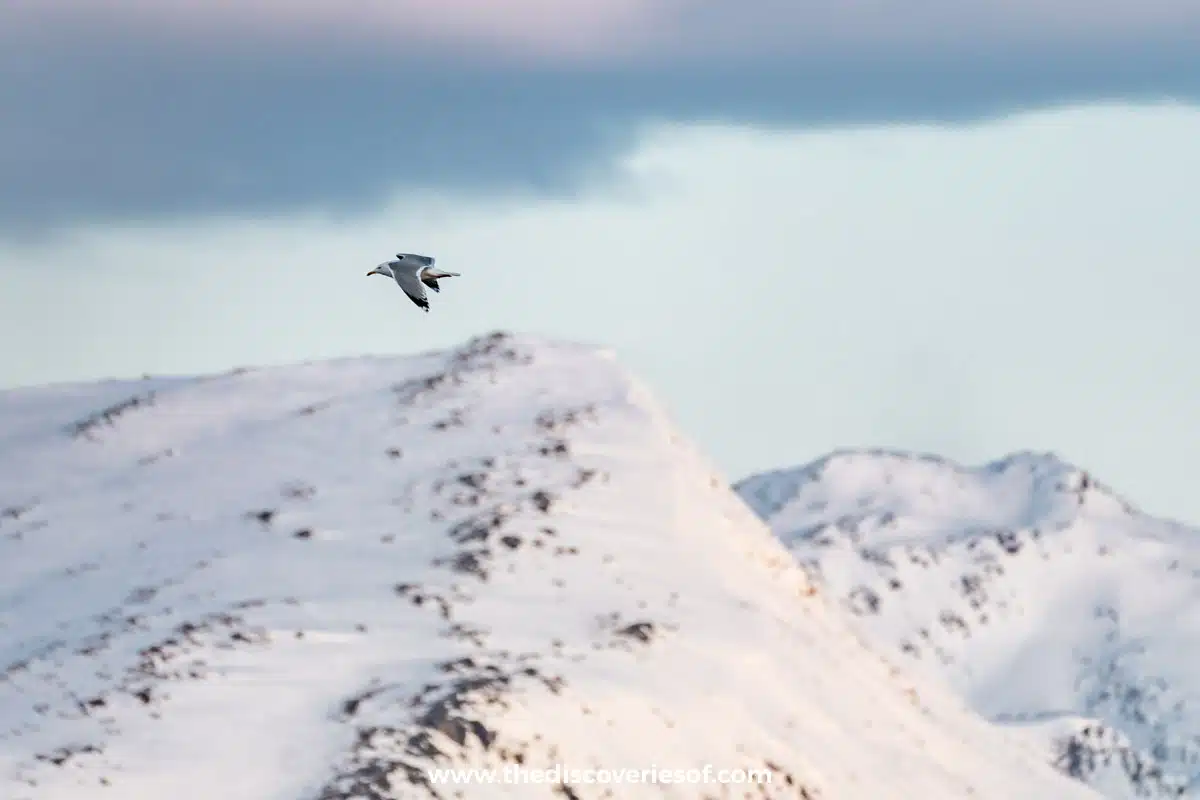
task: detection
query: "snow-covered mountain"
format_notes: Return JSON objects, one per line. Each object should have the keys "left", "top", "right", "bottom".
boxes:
{"left": 736, "top": 449, "right": 1200, "bottom": 799}
{"left": 0, "top": 331, "right": 1096, "bottom": 800}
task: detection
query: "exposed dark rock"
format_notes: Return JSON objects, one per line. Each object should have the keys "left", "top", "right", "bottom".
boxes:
{"left": 616, "top": 622, "right": 657, "bottom": 643}
{"left": 67, "top": 392, "right": 157, "bottom": 439}
{"left": 531, "top": 491, "right": 554, "bottom": 513}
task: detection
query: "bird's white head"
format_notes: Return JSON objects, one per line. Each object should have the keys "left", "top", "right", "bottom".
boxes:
{"left": 366, "top": 262, "right": 393, "bottom": 278}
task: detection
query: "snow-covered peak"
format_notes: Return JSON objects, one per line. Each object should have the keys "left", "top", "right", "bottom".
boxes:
{"left": 737, "top": 448, "right": 1200, "bottom": 798}
{"left": 737, "top": 448, "right": 1144, "bottom": 549}
{"left": 0, "top": 332, "right": 1094, "bottom": 799}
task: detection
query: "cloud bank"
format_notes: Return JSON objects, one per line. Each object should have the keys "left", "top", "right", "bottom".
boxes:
{"left": 2, "top": 1, "right": 1199, "bottom": 230}
{"left": 10, "top": 0, "right": 1200, "bottom": 60}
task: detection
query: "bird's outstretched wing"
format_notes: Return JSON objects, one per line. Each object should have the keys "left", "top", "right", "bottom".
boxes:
{"left": 421, "top": 274, "right": 441, "bottom": 293}
{"left": 392, "top": 267, "right": 430, "bottom": 312}
{"left": 396, "top": 253, "right": 435, "bottom": 267}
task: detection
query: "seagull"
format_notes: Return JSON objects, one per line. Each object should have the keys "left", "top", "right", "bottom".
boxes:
{"left": 366, "top": 253, "right": 461, "bottom": 313}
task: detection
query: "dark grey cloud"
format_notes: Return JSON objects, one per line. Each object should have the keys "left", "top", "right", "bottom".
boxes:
{"left": 3, "top": 27, "right": 1200, "bottom": 232}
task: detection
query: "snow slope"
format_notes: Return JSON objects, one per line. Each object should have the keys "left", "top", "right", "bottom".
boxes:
{"left": 0, "top": 332, "right": 1097, "bottom": 800}
{"left": 737, "top": 449, "right": 1200, "bottom": 799}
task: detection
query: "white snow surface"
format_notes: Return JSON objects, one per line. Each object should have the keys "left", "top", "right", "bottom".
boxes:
{"left": 737, "top": 449, "right": 1200, "bottom": 799}
{"left": 0, "top": 332, "right": 1098, "bottom": 800}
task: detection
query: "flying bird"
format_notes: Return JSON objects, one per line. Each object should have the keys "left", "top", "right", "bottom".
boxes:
{"left": 366, "top": 253, "right": 461, "bottom": 313}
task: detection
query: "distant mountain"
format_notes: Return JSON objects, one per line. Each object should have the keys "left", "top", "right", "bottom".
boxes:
{"left": 737, "top": 449, "right": 1200, "bottom": 799}
{"left": 0, "top": 332, "right": 1095, "bottom": 799}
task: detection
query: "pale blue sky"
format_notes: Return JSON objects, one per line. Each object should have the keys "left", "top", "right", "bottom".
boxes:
{"left": 3, "top": 103, "right": 1198, "bottom": 523}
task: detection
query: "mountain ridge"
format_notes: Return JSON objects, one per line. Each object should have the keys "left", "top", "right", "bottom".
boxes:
{"left": 1, "top": 331, "right": 1099, "bottom": 799}
{"left": 736, "top": 447, "right": 1200, "bottom": 799}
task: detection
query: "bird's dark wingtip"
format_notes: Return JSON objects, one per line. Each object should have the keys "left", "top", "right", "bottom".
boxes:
{"left": 405, "top": 296, "right": 430, "bottom": 312}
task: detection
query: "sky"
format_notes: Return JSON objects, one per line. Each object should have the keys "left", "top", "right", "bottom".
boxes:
{"left": 2, "top": 2, "right": 1199, "bottom": 522}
